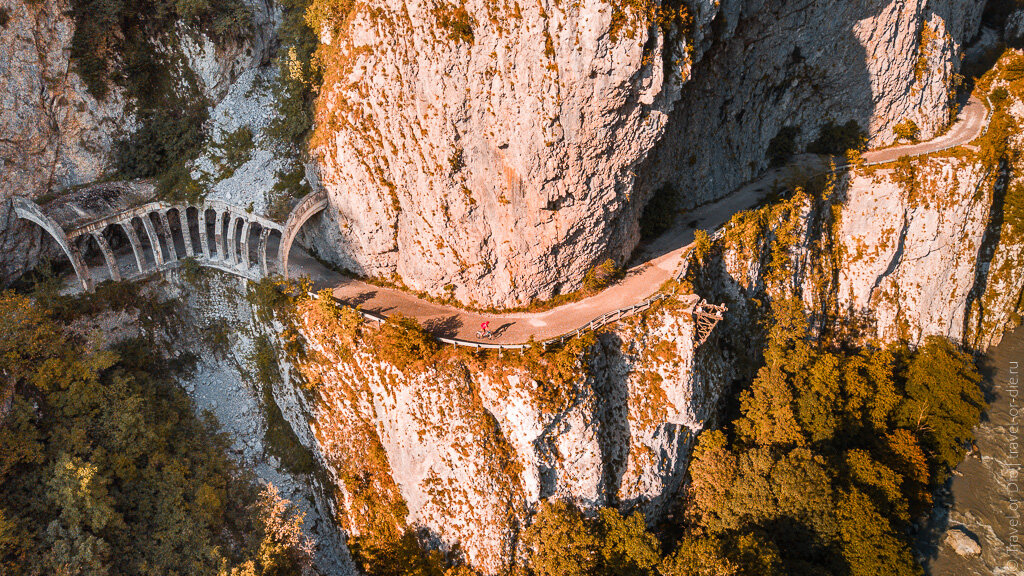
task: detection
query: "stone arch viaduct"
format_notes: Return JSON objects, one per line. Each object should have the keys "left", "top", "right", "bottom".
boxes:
{"left": 11, "top": 187, "right": 327, "bottom": 292}
{"left": 9, "top": 184, "right": 723, "bottom": 349}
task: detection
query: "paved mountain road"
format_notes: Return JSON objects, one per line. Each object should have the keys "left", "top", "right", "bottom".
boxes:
{"left": 286, "top": 95, "right": 989, "bottom": 345}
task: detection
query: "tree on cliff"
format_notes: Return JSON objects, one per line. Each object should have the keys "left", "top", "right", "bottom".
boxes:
{"left": 684, "top": 297, "right": 985, "bottom": 576}
{"left": 0, "top": 292, "right": 315, "bottom": 575}
{"left": 522, "top": 500, "right": 661, "bottom": 576}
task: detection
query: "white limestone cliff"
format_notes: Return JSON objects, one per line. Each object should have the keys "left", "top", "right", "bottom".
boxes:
{"left": 308, "top": 0, "right": 985, "bottom": 308}
{"left": 309, "top": 0, "right": 705, "bottom": 308}
{"left": 698, "top": 147, "right": 1019, "bottom": 350}
{"left": 286, "top": 292, "right": 731, "bottom": 574}
{"left": 837, "top": 159, "right": 992, "bottom": 345}
{"left": 642, "top": 0, "right": 987, "bottom": 208}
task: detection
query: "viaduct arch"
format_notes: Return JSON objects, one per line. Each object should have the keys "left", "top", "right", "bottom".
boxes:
{"left": 10, "top": 186, "right": 331, "bottom": 291}
{"left": 11, "top": 197, "right": 94, "bottom": 292}
{"left": 9, "top": 195, "right": 298, "bottom": 290}
{"left": 277, "top": 190, "right": 328, "bottom": 280}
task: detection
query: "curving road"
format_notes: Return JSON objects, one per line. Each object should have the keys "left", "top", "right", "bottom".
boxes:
{"left": 286, "top": 95, "right": 990, "bottom": 345}
{"left": 861, "top": 95, "right": 988, "bottom": 165}
{"left": 52, "top": 96, "right": 988, "bottom": 345}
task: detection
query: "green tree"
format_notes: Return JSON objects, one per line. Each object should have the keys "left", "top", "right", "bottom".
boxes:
{"left": 895, "top": 337, "right": 985, "bottom": 476}
{"left": 658, "top": 532, "right": 739, "bottom": 576}
{"left": 595, "top": 508, "right": 661, "bottom": 576}
{"left": 0, "top": 292, "right": 314, "bottom": 575}
{"left": 522, "top": 500, "right": 598, "bottom": 576}
{"left": 685, "top": 296, "right": 982, "bottom": 576}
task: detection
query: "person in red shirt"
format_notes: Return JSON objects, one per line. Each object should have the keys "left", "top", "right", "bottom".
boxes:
{"left": 480, "top": 321, "right": 490, "bottom": 335}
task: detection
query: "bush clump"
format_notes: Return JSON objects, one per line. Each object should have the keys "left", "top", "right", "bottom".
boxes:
{"left": 267, "top": 0, "right": 328, "bottom": 144}
{"left": 893, "top": 118, "right": 921, "bottom": 142}
{"left": 807, "top": 119, "right": 868, "bottom": 156}
{"left": 582, "top": 259, "right": 622, "bottom": 292}
{"left": 268, "top": 160, "right": 312, "bottom": 222}
{"left": 157, "top": 160, "right": 207, "bottom": 203}
{"left": 523, "top": 500, "right": 661, "bottom": 576}
{"left": 212, "top": 125, "right": 255, "bottom": 180}
{"left": 114, "top": 85, "right": 210, "bottom": 180}
{"left": 434, "top": 4, "right": 475, "bottom": 44}
{"left": 374, "top": 314, "right": 440, "bottom": 369}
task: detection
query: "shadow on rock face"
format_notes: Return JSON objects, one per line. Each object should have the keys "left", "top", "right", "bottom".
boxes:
{"left": 637, "top": 0, "right": 981, "bottom": 212}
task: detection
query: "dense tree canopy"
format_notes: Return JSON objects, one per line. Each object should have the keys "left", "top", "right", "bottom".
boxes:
{"left": 518, "top": 296, "right": 984, "bottom": 576}
{"left": 684, "top": 298, "right": 984, "bottom": 575}
{"left": 0, "top": 292, "right": 313, "bottom": 575}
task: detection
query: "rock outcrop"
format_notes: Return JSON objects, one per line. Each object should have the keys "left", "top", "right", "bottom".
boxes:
{"left": 308, "top": 0, "right": 984, "bottom": 308}
{"left": 837, "top": 158, "right": 992, "bottom": 344}
{"left": 311, "top": 0, "right": 708, "bottom": 308}
{"left": 689, "top": 142, "right": 1023, "bottom": 350}
{"left": 0, "top": 0, "right": 126, "bottom": 198}
{"left": 641, "top": 0, "right": 986, "bottom": 209}
{"left": 944, "top": 526, "right": 983, "bottom": 557}
{"left": 288, "top": 292, "right": 729, "bottom": 573}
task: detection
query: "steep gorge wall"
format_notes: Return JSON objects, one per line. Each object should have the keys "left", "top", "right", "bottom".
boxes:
{"left": 309, "top": 0, "right": 985, "bottom": 308}
{"left": 837, "top": 159, "right": 993, "bottom": 345}
{"left": 688, "top": 146, "right": 1021, "bottom": 352}
{"left": 641, "top": 0, "right": 986, "bottom": 208}
{"left": 135, "top": 271, "right": 359, "bottom": 576}
{"left": 309, "top": 0, "right": 715, "bottom": 308}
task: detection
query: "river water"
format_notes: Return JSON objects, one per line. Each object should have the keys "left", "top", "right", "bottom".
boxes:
{"left": 917, "top": 328, "right": 1023, "bottom": 575}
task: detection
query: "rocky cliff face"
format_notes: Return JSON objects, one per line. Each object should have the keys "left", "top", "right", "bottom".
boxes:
{"left": 0, "top": 0, "right": 126, "bottom": 197}
{"left": 964, "top": 97, "right": 1024, "bottom": 351}
{"left": 689, "top": 146, "right": 1022, "bottom": 351}
{"left": 642, "top": 0, "right": 986, "bottom": 209}
{"left": 837, "top": 159, "right": 993, "bottom": 345}
{"left": 308, "top": 0, "right": 984, "bottom": 308}
{"left": 0, "top": 0, "right": 989, "bottom": 307}
{"left": 286, "top": 292, "right": 731, "bottom": 573}
{"left": 310, "top": 0, "right": 713, "bottom": 308}
{"left": 0, "top": 0, "right": 127, "bottom": 282}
